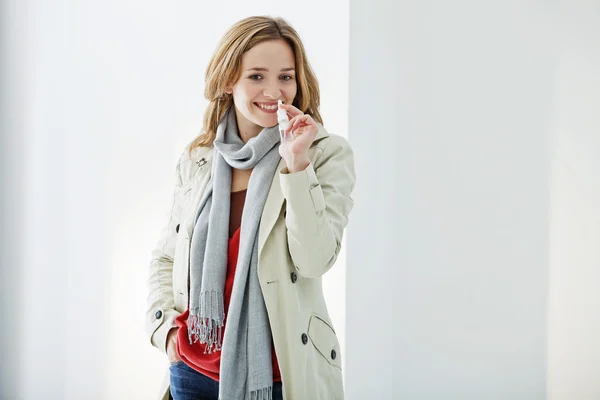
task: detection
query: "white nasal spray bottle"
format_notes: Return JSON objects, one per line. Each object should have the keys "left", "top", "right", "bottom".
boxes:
{"left": 277, "top": 100, "right": 292, "bottom": 141}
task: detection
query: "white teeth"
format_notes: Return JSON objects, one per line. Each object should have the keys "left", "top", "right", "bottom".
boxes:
{"left": 258, "top": 103, "right": 277, "bottom": 110}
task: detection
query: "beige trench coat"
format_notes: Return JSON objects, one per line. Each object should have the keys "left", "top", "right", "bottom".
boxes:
{"left": 145, "top": 124, "right": 355, "bottom": 399}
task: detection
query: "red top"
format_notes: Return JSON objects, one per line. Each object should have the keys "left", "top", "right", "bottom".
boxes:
{"left": 174, "top": 226, "right": 282, "bottom": 382}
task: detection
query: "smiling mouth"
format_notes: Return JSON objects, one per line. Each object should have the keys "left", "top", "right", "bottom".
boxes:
{"left": 254, "top": 102, "right": 279, "bottom": 114}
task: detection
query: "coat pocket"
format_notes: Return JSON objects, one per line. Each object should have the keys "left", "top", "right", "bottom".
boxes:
{"left": 307, "top": 313, "right": 342, "bottom": 370}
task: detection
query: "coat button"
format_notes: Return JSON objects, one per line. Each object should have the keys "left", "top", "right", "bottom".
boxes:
{"left": 155, "top": 310, "right": 162, "bottom": 320}
{"left": 175, "top": 224, "right": 180, "bottom": 233}
{"left": 290, "top": 272, "right": 297, "bottom": 283}
{"left": 301, "top": 333, "right": 308, "bottom": 345}
{"left": 331, "top": 349, "right": 337, "bottom": 360}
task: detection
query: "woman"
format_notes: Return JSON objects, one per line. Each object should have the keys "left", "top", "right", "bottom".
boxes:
{"left": 145, "top": 16, "right": 355, "bottom": 400}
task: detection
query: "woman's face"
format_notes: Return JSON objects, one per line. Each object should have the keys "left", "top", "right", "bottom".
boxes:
{"left": 225, "top": 39, "right": 298, "bottom": 141}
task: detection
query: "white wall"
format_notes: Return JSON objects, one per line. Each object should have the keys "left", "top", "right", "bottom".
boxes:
{"left": 347, "top": 1, "right": 600, "bottom": 399}
{"left": 0, "top": 1, "right": 24, "bottom": 397}
{"left": 547, "top": 1, "right": 600, "bottom": 398}
{"left": 0, "top": 1, "right": 347, "bottom": 399}
{"left": 2, "top": 0, "right": 111, "bottom": 398}
{"left": 347, "top": 1, "right": 556, "bottom": 398}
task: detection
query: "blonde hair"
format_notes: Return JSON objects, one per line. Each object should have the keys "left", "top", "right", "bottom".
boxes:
{"left": 188, "top": 16, "right": 323, "bottom": 154}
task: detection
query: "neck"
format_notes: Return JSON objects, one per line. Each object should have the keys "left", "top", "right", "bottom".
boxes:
{"left": 232, "top": 107, "right": 264, "bottom": 143}
{"left": 238, "top": 128, "right": 261, "bottom": 143}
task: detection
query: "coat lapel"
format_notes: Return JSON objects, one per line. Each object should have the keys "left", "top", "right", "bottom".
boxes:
{"left": 258, "top": 157, "right": 287, "bottom": 257}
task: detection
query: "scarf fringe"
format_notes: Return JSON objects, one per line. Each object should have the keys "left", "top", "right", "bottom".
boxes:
{"left": 249, "top": 386, "right": 273, "bottom": 400}
{"left": 187, "top": 290, "right": 225, "bottom": 354}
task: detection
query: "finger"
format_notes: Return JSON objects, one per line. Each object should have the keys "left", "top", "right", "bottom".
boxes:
{"left": 286, "top": 115, "right": 302, "bottom": 133}
{"left": 287, "top": 115, "right": 313, "bottom": 135}
{"left": 292, "top": 115, "right": 306, "bottom": 129}
{"left": 292, "top": 114, "right": 312, "bottom": 130}
{"left": 279, "top": 103, "right": 304, "bottom": 117}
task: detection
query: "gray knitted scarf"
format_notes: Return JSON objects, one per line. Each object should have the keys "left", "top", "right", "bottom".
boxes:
{"left": 188, "top": 105, "right": 281, "bottom": 400}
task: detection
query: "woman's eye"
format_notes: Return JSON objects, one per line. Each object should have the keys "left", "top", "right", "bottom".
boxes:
{"left": 248, "top": 74, "right": 293, "bottom": 81}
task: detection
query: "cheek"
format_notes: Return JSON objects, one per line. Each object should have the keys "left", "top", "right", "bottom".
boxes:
{"left": 236, "top": 84, "right": 260, "bottom": 102}
{"left": 285, "top": 85, "right": 298, "bottom": 100}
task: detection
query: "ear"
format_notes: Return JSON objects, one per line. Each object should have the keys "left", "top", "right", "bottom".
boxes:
{"left": 224, "top": 87, "right": 233, "bottom": 94}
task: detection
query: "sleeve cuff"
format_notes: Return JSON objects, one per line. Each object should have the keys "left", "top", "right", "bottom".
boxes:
{"left": 279, "top": 162, "right": 327, "bottom": 213}
{"left": 149, "top": 308, "right": 180, "bottom": 354}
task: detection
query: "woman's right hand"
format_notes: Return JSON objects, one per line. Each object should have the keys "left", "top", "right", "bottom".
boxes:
{"left": 167, "top": 328, "right": 182, "bottom": 364}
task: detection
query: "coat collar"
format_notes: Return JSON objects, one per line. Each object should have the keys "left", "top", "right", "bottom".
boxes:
{"left": 191, "top": 123, "right": 329, "bottom": 257}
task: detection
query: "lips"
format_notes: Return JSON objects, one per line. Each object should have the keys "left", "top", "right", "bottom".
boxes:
{"left": 254, "top": 103, "right": 278, "bottom": 114}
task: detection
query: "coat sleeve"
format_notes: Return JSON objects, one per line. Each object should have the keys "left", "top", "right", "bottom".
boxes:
{"left": 145, "top": 154, "right": 186, "bottom": 354}
{"left": 279, "top": 135, "right": 356, "bottom": 278}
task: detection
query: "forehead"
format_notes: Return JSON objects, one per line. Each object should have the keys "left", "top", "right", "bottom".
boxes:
{"left": 242, "top": 40, "right": 295, "bottom": 67}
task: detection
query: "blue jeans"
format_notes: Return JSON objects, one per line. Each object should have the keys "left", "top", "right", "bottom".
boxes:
{"left": 169, "top": 361, "right": 283, "bottom": 400}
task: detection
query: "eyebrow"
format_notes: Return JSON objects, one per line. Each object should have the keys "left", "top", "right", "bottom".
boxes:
{"left": 246, "top": 67, "right": 295, "bottom": 72}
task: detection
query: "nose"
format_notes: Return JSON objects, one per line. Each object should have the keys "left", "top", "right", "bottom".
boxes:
{"left": 263, "top": 81, "right": 283, "bottom": 100}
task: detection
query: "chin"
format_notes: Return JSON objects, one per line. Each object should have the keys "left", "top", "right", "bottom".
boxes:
{"left": 253, "top": 120, "right": 269, "bottom": 129}
{"left": 253, "top": 115, "right": 277, "bottom": 128}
